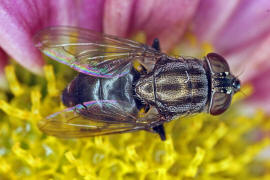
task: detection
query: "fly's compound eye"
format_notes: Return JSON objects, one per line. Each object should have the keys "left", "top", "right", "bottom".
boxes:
{"left": 206, "top": 53, "right": 230, "bottom": 74}
{"left": 210, "top": 92, "right": 232, "bottom": 115}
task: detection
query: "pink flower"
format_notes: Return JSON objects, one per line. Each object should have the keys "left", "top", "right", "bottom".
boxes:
{"left": 0, "top": 0, "right": 270, "bottom": 112}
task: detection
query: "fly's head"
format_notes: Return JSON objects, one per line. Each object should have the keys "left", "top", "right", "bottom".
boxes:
{"left": 211, "top": 71, "right": 241, "bottom": 95}
{"left": 205, "top": 53, "right": 241, "bottom": 115}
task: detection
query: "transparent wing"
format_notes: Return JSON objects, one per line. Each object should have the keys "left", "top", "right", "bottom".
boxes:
{"left": 38, "top": 100, "right": 160, "bottom": 138}
{"left": 34, "top": 26, "right": 161, "bottom": 78}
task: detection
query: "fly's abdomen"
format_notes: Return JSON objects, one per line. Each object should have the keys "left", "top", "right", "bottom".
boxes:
{"left": 62, "top": 69, "right": 141, "bottom": 115}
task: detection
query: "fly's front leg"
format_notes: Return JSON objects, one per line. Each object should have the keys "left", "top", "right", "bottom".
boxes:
{"left": 152, "top": 112, "right": 173, "bottom": 141}
{"left": 153, "top": 124, "right": 166, "bottom": 141}
{"left": 138, "top": 38, "right": 162, "bottom": 73}
{"left": 152, "top": 113, "right": 174, "bottom": 141}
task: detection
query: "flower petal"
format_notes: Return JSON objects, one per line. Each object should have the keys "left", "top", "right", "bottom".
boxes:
{"left": 231, "top": 34, "right": 270, "bottom": 82}
{"left": 76, "top": 0, "right": 105, "bottom": 31}
{"left": 192, "top": 0, "right": 240, "bottom": 42}
{"left": 246, "top": 67, "right": 270, "bottom": 113}
{"left": 103, "top": 0, "right": 135, "bottom": 35}
{"left": 0, "top": 48, "right": 8, "bottom": 89}
{"left": 0, "top": 1, "right": 47, "bottom": 74}
{"left": 132, "top": 0, "right": 200, "bottom": 51}
{"left": 214, "top": 0, "right": 270, "bottom": 56}
{"left": 104, "top": 0, "right": 200, "bottom": 51}
{"left": 193, "top": 0, "right": 270, "bottom": 55}
{"left": 0, "top": 0, "right": 105, "bottom": 74}
{"left": 235, "top": 34, "right": 270, "bottom": 112}
{"left": 50, "top": 0, "right": 105, "bottom": 31}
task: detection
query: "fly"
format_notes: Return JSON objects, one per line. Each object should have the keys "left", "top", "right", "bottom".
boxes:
{"left": 34, "top": 26, "right": 241, "bottom": 141}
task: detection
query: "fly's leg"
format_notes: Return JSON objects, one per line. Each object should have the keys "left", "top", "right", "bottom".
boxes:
{"left": 153, "top": 124, "right": 166, "bottom": 141}
{"left": 152, "top": 38, "right": 161, "bottom": 51}
{"left": 138, "top": 38, "right": 161, "bottom": 72}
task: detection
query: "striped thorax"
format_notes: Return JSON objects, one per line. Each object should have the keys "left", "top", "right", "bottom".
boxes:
{"left": 135, "top": 57, "right": 209, "bottom": 117}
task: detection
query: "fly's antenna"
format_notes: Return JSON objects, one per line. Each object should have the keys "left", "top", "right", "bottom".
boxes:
{"left": 235, "top": 65, "right": 246, "bottom": 78}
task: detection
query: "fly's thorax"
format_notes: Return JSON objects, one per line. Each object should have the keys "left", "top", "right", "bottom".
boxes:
{"left": 135, "top": 57, "right": 209, "bottom": 115}
{"left": 135, "top": 74, "right": 155, "bottom": 103}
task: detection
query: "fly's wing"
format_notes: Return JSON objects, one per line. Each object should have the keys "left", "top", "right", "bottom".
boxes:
{"left": 38, "top": 100, "right": 161, "bottom": 138}
{"left": 34, "top": 26, "right": 162, "bottom": 78}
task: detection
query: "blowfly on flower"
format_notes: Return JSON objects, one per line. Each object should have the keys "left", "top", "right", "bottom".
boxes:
{"left": 34, "top": 26, "right": 240, "bottom": 140}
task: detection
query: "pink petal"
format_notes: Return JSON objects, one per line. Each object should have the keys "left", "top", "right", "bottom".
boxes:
{"left": 192, "top": 0, "right": 240, "bottom": 43}
{"left": 0, "top": 48, "right": 8, "bottom": 89}
{"left": 246, "top": 67, "right": 270, "bottom": 113}
{"left": 103, "top": 0, "right": 135, "bottom": 35}
{"left": 104, "top": 0, "right": 200, "bottom": 51}
{"left": 0, "top": 48, "right": 8, "bottom": 71}
{"left": 214, "top": 0, "right": 270, "bottom": 55}
{"left": 0, "top": 1, "right": 46, "bottom": 74}
{"left": 193, "top": 0, "right": 270, "bottom": 56}
{"left": 236, "top": 34, "right": 270, "bottom": 112}
{"left": 76, "top": 0, "right": 105, "bottom": 31}
{"left": 50, "top": 0, "right": 105, "bottom": 31}
{"left": 0, "top": 0, "right": 105, "bottom": 74}
{"left": 133, "top": 0, "right": 200, "bottom": 51}
{"left": 232, "top": 34, "right": 270, "bottom": 82}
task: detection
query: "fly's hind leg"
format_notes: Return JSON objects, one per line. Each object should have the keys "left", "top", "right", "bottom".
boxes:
{"left": 152, "top": 38, "right": 161, "bottom": 51}
{"left": 153, "top": 124, "right": 166, "bottom": 141}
